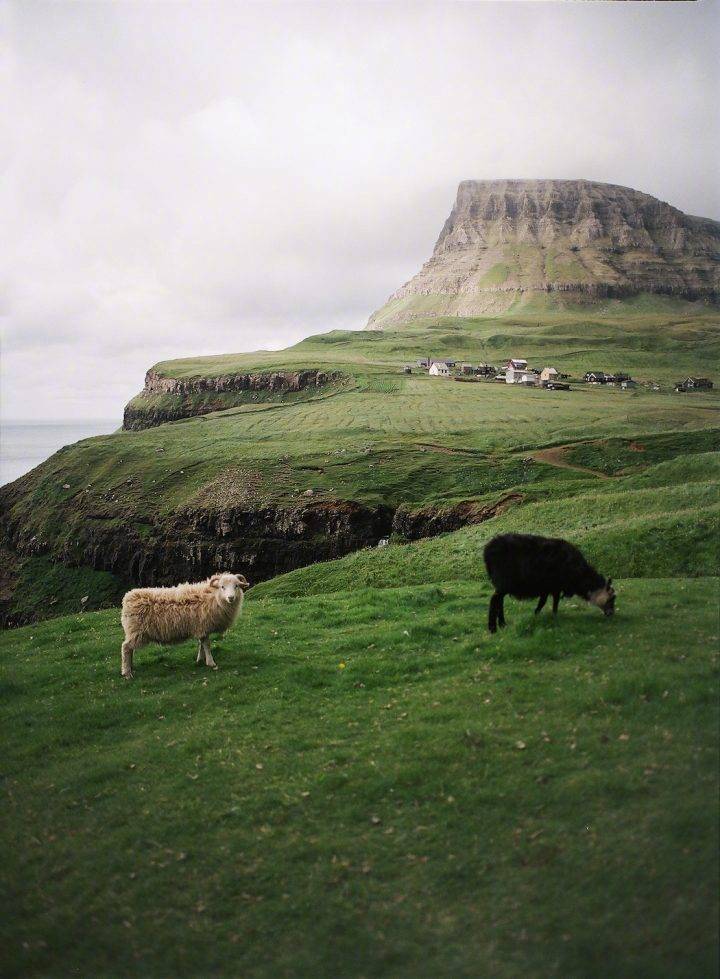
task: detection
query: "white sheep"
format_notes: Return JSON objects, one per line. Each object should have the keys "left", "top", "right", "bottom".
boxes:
{"left": 120, "top": 572, "right": 249, "bottom": 679}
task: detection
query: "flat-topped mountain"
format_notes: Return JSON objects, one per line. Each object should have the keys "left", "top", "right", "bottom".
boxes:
{"left": 369, "top": 179, "right": 720, "bottom": 327}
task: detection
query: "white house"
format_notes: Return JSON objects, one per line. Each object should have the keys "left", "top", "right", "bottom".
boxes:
{"left": 540, "top": 367, "right": 559, "bottom": 382}
{"left": 506, "top": 368, "right": 537, "bottom": 385}
{"left": 429, "top": 361, "right": 451, "bottom": 377}
{"left": 504, "top": 357, "right": 534, "bottom": 384}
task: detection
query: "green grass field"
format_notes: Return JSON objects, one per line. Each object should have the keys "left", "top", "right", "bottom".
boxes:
{"left": 1, "top": 294, "right": 719, "bottom": 975}
{"left": 3, "top": 302, "right": 718, "bottom": 585}
{"left": 1, "top": 575, "right": 717, "bottom": 978}
{"left": 1, "top": 447, "right": 719, "bottom": 977}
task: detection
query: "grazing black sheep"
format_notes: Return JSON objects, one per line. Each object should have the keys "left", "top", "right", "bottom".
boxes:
{"left": 483, "top": 532, "right": 615, "bottom": 633}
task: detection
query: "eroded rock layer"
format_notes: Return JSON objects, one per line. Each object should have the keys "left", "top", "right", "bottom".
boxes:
{"left": 368, "top": 179, "right": 720, "bottom": 326}
{"left": 123, "top": 368, "right": 344, "bottom": 430}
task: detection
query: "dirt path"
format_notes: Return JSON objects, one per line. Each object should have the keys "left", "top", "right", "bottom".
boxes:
{"left": 526, "top": 445, "right": 613, "bottom": 479}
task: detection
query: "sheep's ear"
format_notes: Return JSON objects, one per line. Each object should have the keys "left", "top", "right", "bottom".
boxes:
{"left": 209, "top": 574, "right": 221, "bottom": 588}
{"left": 234, "top": 574, "right": 248, "bottom": 588}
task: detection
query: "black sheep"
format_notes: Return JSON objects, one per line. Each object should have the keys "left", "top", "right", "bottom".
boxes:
{"left": 483, "top": 532, "right": 615, "bottom": 633}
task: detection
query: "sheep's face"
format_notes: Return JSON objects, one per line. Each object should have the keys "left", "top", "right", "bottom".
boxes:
{"left": 210, "top": 573, "right": 249, "bottom": 605}
{"left": 588, "top": 578, "right": 616, "bottom": 617}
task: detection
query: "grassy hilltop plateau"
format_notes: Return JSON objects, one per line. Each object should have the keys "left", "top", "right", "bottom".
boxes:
{"left": 1, "top": 179, "right": 719, "bottom": 977}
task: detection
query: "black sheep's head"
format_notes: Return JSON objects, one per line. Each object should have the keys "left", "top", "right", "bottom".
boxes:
{"left": 588, "top": 578, "right": 616, "bottom": 617}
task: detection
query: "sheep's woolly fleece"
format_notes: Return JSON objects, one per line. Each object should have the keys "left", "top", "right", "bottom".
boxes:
{"left": 121, "top": 576, "right": 244, "bottom": 645}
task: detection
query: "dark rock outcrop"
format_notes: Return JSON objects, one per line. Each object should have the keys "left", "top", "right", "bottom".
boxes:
{"left": 0, "top": 476, "right": 523, "bottom": 626}
{"left": 123, "top": 369, "right": 344, "bottom": 430}
{"left": 0, "top": 496, "right": 393, "bottom": 597}
{"left": 392, "top": 493, "right": 523, "bottom": 540}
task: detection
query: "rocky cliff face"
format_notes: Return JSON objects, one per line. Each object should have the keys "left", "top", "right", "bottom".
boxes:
{"left": 369, "top": 179, "right": 720, "bottom": 326}
{"left": 0, "top": 481, "right": 523, "bottom": 625}
{"left": 123, "top": 368, "right": 344, "bottom": 430}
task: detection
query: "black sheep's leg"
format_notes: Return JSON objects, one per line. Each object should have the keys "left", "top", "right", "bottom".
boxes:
{"left": 488, "top": 593, "right": 499, "bottom": 633}
{"left": 552, "top": 592, "right": 561, "bottom": 616}
{"left": 498, "top": 593, "right": 506, "bottom": 628}
{"left": 535, "top": 594, "right": 548, "bottom": 615}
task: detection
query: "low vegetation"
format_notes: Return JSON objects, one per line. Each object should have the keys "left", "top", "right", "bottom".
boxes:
{"left": 1, "top": 564, "right": 717, "bottom": 977}
{"left": 1, "top": 293, "right": 718, "bottom": 975}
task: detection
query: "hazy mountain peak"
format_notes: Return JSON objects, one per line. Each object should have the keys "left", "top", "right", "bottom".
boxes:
{"left": 368, "top": 179, "right": 720, "bottom": 327}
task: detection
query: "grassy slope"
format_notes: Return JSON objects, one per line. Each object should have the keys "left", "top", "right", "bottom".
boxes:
{"left": 252, "top": 455, "right": 720, "bottom": 600}
{"left": 1, "top": 569, "right": 717, "bottom": 977}
{"left": 1, "top": 292, "right": 719, "bottom": 975}
{"left": 3, "top": 302, "right": 719, "bottom": 548}
{"left": 0, "top": 454, "right": 720, "bottom": 977}
{"left": 1, "top": 294, "right": 718, "bottom": 622}
{"left": 155, "top": 295, "right": 720, "bottom": 381}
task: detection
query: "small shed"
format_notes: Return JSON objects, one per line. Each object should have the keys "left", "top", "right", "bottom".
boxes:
{"left": 540, "top": 367, "right": 559, "bottom": 382}
{"left": 403, "top": 365, "right": 412, "bottom": 374}
{"left": 461, "top": 363, "right": 475, "bottom": 375}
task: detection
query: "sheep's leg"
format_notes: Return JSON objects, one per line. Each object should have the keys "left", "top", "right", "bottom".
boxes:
{"left": 552, "top": 592, "right": 561, "bottom": 616}
{"left": 489, "top": 593, "right": 506, "bottom": 633}
{"left": 121, "top": 640, "right": 135, "bottom": 679}
{"left": 535, "top": 594, "right": 548, "bottom": 615}
{"left": 196, "top": 640, "right": 205, "bottom": 665}
{"left": 202, "top": 638, "right": 218, "bottom": 670}
{"left": 488, "top": 593, "right": 499, "bottom": 633}
{"left": 497, "top": 594, "right": 506, "bottom": 628}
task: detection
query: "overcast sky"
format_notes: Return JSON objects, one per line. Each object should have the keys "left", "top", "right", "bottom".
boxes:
{"left": 2, "top": 0, "right": 719, "bottom": 421}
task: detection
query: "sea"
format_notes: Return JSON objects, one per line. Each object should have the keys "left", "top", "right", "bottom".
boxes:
{"left": 0, "top": 420, "right": 120, "bottom": 487}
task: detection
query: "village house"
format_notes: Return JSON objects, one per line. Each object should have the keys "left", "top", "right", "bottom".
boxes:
{"left": 506, "top": 368, "right": 537, "bottom": 385}
{"left": 429, "top": 361, "right": 451, "bottom": 377}
{"left": 506, "top": 367, "right": 537, "bottom": 385}
{"left": 416, "top": 358, "right": 429, "bottom": 369}
{"left": 675, "top": 377, "right": 714, "bottom": 392}
{"left": 620, "top": 379, "right": 639, "bottom": 390}
{"left": 584, "top": 371, "right": 610, "bottom": 384}
{"left": 540, "top": 367, "right": 559, "bottom": 383}
{"left": 504, "top": 357, "right": 535, "bottom": 384}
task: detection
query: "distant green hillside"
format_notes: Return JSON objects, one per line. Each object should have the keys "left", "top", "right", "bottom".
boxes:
{"left": 1, "top": 288, "right": 719, "bottom": 976}
{"left": 0, "top": 294, "right": 718, "bottom": 626}
{"left": 153, "top": 294, "right": 719, "bottom": 381}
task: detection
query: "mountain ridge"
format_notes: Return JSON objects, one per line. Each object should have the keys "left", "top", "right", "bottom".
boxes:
{"left": 368, "top": 179, "right": 720, "bottom": 327}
